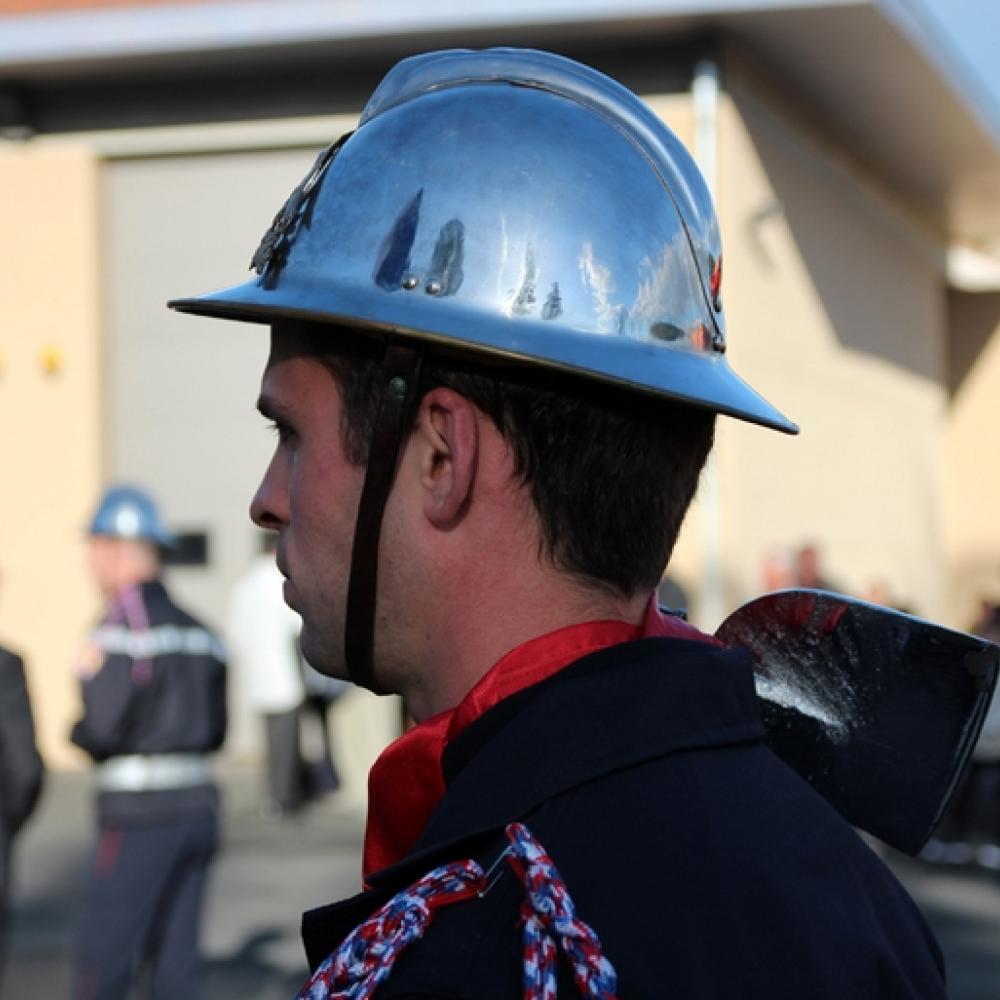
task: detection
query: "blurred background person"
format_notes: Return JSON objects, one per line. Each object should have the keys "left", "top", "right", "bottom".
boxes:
{"left": 656, "top": 574, "right": 690, "bottom": 616}
{"left": 922, "top": 598, "right": 1000, "bottom": 868}
{"left": 760, "top": 546, "right": 795, "bottom": 592}
{"left": 971, "top": 598, "right": 1000, "bottom": 646}
{"left": 227, "top": 534, "right": 310, "bottom": 817}
{"left": 864, "top": 578, "right": 893, "bottom": 607}
{"left": 966, "top": 600, "right": 1000, "bottom": 868}
{"left": 69, "top": 486, "right": 227, "bottom": 1000}
{"left": 298, "top": 661, "right": 346, "bottom": 804}
{"left": 794, "top": 542, "right": 840, "bottom": 592}
{"left": 0, "top": 603, "right": 43, "bottom": 991}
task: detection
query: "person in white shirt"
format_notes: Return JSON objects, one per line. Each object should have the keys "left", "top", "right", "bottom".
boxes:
{"left": 227, "top": 536, "right": 307, "bottom": 815}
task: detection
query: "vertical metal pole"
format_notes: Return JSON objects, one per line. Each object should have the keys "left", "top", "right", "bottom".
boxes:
{"left": 692, "top": 57, "right": 725, "bottom": 629}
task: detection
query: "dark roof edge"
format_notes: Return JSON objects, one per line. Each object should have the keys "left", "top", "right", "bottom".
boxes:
{"left": 877, "top": 0, "right": 1000, "bottom": 153}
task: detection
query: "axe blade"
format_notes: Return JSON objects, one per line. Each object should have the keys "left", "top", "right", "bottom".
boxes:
{"left": 716, "top": 589, "right": 1000, "bottom": 855}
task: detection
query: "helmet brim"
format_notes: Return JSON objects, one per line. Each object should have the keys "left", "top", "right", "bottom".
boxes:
{"left": 169, "top": 279, "right": 798, "bottom": 435}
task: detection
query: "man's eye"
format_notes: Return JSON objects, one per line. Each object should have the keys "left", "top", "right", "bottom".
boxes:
{"left": 267, "top": 420, "right": 294, "bottom": 444}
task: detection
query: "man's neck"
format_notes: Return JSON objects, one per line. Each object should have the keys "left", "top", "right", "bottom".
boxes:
{"left": 399, "top": 575, "right": 650, "bottom": 723}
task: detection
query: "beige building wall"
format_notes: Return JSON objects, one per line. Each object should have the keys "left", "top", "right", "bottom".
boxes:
{"left": 715, "top": 68, "right": 949, "bottom": 621}
{"left": 945, "top": 291, "right": 1000, "bottom": 629}
{"left": 0, "top": 144, "right": 103, "bottom": 767}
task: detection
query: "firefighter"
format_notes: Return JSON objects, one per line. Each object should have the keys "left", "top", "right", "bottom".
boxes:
{"left": 71, "top": 486, "right": 226, "bottom": 1000}
{"left": 171, "top": 48, "right": 944, "bottom": 997}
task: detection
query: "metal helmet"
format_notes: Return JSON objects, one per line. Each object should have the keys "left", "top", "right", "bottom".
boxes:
{"left": 169, "top": 47, "right": 796, "bottom": 434}
{"left": 88, "top": 485, "right": 175, "bottom": 548}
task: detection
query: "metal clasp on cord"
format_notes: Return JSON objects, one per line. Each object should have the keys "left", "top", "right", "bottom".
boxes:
{"left": 477, "top": 846, "right": 513, "bottom": 898}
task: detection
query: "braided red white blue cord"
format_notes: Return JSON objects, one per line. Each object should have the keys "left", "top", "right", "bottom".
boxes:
{"left": 297, "top": 822, "right": 619, "bottom": 1000}
{"left": 506, "top": 822, "right": 618, "bottom": 1000}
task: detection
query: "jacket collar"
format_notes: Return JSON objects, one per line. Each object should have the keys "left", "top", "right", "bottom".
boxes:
{"left": 422, "top": 636, "right": 761, "bottom": 853}
{"left": 302, "top": 636, "right": 763, "bottom": 967}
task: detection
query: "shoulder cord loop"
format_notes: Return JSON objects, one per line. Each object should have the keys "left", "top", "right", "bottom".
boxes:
{"left": 507, "top": 822, "right": 619, "bottom": 1000}
{"left": 296, "top": 822, "right": 619, "bottom": 1000}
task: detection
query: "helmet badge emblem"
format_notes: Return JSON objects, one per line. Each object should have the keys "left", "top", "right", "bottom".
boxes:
{"left": 250, "top": 131, "right": 353, "bottom": 286}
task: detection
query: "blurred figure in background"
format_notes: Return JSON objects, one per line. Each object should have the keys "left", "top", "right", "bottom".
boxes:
{"left": 964, "top": 600, "right": 1000, "bottom": 867}
{"left": 760, "top": 546, "right": 794, "bottom": 592}
{"left": 971, "top": 598, "right": 1000, "bottom": 646}
{"left": 70, "top": 486, "right": 227, "bottom": 1000}
{"left": 227, "top": 534, "right": 311, "bottom": 816}
{"left": 794, "top": 541, "right": 840, "bottom": 592}
{"left": 922, "top": 598, "right": 1000, "bottom": 868}
{"left": 863, "top": 578, "right": 892, "bottom": 607}
{"left": 298, "top": 661, "right": 346, "bottom": 802}
{"left": 0, "top": 614, "right": 43, "bottom": 990}
{"left": 656, "top": 574, "right": 689, "bottom": 616}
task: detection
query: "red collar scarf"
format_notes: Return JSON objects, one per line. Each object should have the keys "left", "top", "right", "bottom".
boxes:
{"left": 362, "top": 599, "right": 717, "bottom": 880}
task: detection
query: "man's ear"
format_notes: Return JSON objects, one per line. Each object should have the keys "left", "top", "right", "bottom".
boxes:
{"left": 412, "top": 387, "right": 479, "bottom": 529}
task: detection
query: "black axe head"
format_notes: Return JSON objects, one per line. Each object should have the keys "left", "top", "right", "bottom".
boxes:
{"left": 716, "top": 589, "right": 1000, "bottom": 855}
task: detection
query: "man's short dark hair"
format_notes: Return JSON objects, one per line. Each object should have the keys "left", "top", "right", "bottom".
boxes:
{"left": 291, "top": 323, "right": 715, "bottom": 599}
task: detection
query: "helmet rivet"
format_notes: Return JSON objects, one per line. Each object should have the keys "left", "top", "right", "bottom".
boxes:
{"left": 387, "top": 375, "right": 407, "bottom": 398}
{"left": 402, "top": 275, "right": 419, "bottom": 290}
{"left": 425, "top": 280, "right": 442, "bottom": 296}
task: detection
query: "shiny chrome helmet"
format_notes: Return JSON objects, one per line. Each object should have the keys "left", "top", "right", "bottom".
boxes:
{"left": 170, "top": 47, "right": 796, "bottom": 434}
{"left": 88, "top": 485, "right": 175, "bottom": 548}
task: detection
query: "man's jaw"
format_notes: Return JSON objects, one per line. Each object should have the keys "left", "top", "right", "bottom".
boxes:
{"left": 281, "top": 577, "right": 298, "bottom": 612}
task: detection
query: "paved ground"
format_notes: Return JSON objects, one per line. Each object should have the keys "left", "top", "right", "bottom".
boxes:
{"left": 5, "top": 767, "right": 1000, "bottom": 998}
{"left": 5, "top": 766, "right": 364, "bottom": 999}
{"left": 890, "top": 853, "right": 1000, "bottom": 998}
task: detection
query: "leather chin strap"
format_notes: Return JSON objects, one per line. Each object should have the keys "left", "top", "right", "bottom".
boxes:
{"left": 344, "top": 342, "right": 425, "bottom": 694}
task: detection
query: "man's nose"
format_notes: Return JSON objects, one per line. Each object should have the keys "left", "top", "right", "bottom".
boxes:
{"left": 250, "top": 458, "right": 286, "bottom": 530}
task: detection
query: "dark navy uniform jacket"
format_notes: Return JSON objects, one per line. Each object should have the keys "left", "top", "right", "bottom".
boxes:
{"left": 71, "top": 578, "right": 227, "bottom": 824}
{"left": 303, "top": 637, "right": 945, "bottom": 998}
{"left": 0, "top": 646, "right": 43, "bottom": 841}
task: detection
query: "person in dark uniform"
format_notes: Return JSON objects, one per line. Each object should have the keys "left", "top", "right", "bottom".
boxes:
{"left": 170, "top": 50, "right": 945, "bottom": 997}
{"left": 0, "top": 637, "right": 43, "bottom": 986}
{"left": 70, "top": 486, "right": 226, "bottom": 1000}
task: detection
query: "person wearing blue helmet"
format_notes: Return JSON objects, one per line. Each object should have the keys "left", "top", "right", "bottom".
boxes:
{"left": 70, "top": 485, "right": 227, "bottom": 1000}
{"left": 171, "top": 49, "right": 943, "bottom": 998}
